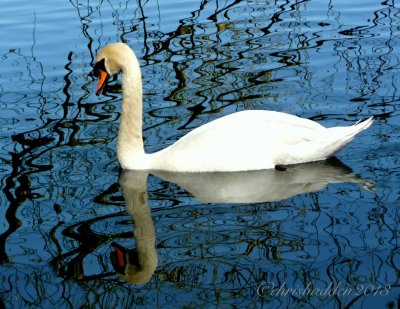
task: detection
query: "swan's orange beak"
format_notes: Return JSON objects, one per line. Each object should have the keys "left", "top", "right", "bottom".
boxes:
{"left": 96, "top": 69, "right": 110, "bottom": 96}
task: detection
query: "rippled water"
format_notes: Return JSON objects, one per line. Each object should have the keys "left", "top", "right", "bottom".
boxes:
{"left": 1, "top": 0, "right": 399, "bottom": 308}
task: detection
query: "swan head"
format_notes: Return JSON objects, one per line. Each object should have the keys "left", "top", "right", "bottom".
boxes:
{"left": 93, "top": 43, "right": 136, "bottom": 96}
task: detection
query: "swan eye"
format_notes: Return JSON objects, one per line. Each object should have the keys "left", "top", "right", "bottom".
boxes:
{"left": 93, "top": 58, "right": 110, "bottom": 96}
{"left": 93, "top": 58, "right": 106, "bottom": 77}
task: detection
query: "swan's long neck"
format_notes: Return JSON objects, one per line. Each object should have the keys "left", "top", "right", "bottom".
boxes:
{"left": 117, "top": 53, "right": 147, "bottom": 169}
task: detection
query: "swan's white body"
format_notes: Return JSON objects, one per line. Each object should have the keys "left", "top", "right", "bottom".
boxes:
{"left": 143, "top": 110, "right": 372, "bottom": 171}
{"left": 94, "top": 43, "right": 373, "bottom": 172}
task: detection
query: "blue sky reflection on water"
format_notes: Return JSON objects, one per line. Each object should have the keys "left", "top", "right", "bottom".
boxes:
{"left": 0, "top": 0, "right": 399, "bottom": 308}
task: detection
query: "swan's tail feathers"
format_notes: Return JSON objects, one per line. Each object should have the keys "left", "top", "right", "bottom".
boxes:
{"left": 352, "top": 116, "right": 374, "bottom": 133}
{"left": 326, "top": 117, "right": 374, "bottom": 157}
{"left": 342, "top": 116, "right": 374, "bottom": 141}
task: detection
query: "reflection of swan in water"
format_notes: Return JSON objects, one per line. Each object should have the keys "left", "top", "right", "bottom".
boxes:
{"left": 153, "top": 158, "right": 373, "bottom": 203}
{"left": 110, "top": 170, "right": 157, "bottom": 285}
{"left": 111, "top": 159, "right": 372, "bottom": 284}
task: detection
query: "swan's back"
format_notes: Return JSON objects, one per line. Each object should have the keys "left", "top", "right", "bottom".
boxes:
{"left": 148, "top": 110, "right": 373, "bottom": 172}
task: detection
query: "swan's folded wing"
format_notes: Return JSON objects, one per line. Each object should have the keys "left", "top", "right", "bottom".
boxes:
{"left": 149, "top": 111, "right": 371, "bottom": 171}
{"left": 150, "top": 110, "right": 326, "bottom": 171}
{"left": 276, "top": 118, "right": 373, "bottom": 165}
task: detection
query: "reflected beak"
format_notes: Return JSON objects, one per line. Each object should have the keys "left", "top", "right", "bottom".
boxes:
{"left": 111, "top": 242, "right": 127, "bottom": 273}
{"left": 96, "top": 69, "right": 110, "bottom": 96}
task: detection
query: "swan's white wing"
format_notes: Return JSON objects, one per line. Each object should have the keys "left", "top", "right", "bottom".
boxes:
{"left": 149, "top": 110, "right": 332, "bottom": 171}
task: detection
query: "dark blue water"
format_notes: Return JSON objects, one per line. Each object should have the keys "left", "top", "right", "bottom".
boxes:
{"left": 0, "top": 0, "right": 399, "bottom": 308}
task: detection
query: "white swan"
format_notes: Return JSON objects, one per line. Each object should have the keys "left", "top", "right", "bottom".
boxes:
{"left": 94, "top": 43, "right": 373, "bottom": 172}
